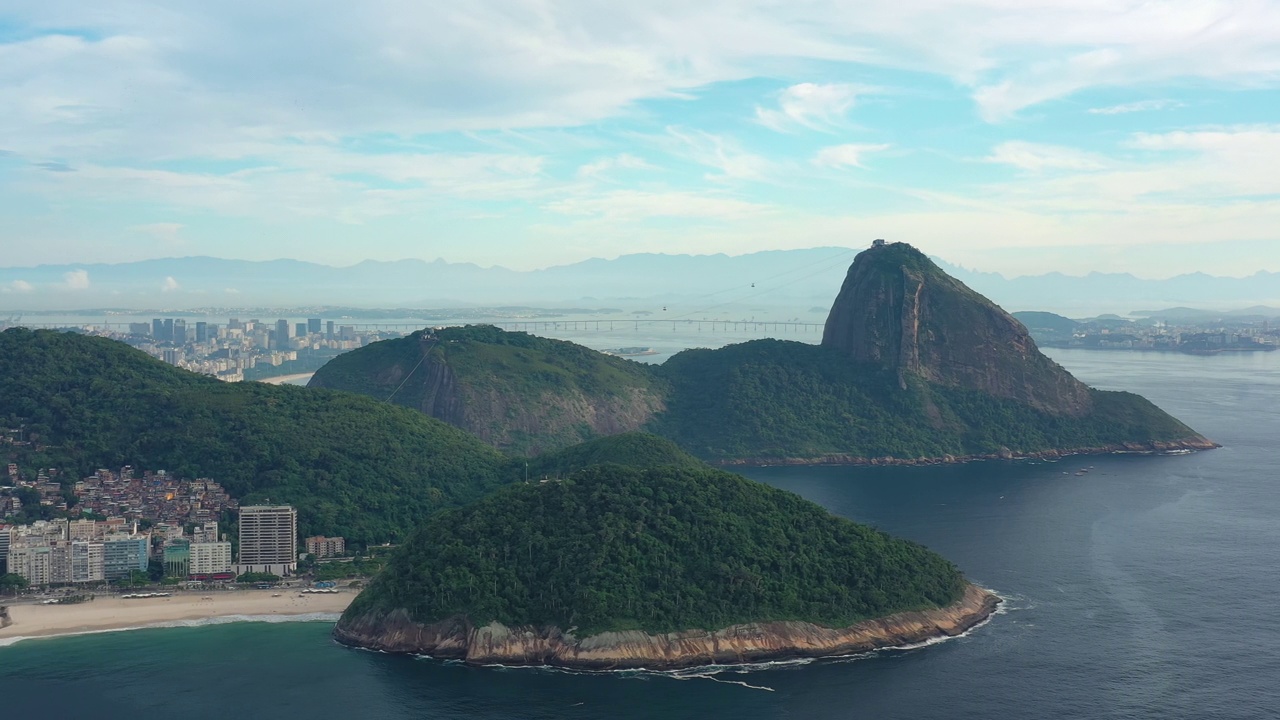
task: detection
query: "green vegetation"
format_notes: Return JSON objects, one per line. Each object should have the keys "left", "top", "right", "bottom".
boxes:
{"left": 312, "top": 319, "right": 1200, "bottom": 463}
{"left": 653, "top": 339, "right": 1198, "bottom": 459}
{"left": 344, "top": 464, "right": 966, "bottom": 636}
{"left": 236, "top": 572, "right": 282, "bottom": 584}
{"left": 1, "top": 573, "right": 29, "bottom": 594}
{"left": 0, "top": 328, "right": 510, "bottom": 546}
{"left": 310, "top": 326, "right": 666, "bottom": 455}
{"left": 518, "top": 432, "right": 703, "bottom": 480}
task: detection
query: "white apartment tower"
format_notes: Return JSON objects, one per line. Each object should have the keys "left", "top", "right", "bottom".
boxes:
{"left": 236, "top": 505, "right": 297, "bottom": 577}
{"left": 190, "top": 542, "right": 233, "bottom": 577}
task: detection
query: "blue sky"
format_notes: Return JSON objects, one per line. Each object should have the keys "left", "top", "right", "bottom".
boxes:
{"left": 1, "top": 0, "right": 1278, "bottom": 281}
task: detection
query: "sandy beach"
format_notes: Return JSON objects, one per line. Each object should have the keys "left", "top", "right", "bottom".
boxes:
{"left": 0, "top": 590, "right": 355, "bottom": 644}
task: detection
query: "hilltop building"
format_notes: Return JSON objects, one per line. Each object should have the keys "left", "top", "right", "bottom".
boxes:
{"left": 237, "top": 505, "right": 297, "bottom": 577}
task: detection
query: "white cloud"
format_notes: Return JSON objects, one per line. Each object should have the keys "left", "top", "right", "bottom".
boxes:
{"left": 986, "top": 141, "right": 1108, "bottom": 172}
{"left": 224, "top": 287, "right": 240, "bottom": 294}
{"left": 160, "top": 276, "right": 180, "bottom": 292}
{"left": 663, "top": 128, "right": 773, "bottom": 182}
{"left": 1089, "top": 99, "right": 1184, "bottom": 115}
{"left": 5, "top": 0, "right": 1270, "bottom": 158}
{"left": 62, "top": 269, "right": 89, "bottom": 289}
{"left": 813, "top": 143, "right": 890, "bottom": 169}
{"left": 545, "top": 190, "right": 769, "bottom": 221}
{"left": 3, "top": 280, "right": 34, "bottom": 293}
{"left": 756, "top": 83, "right": 863, "bottom": 132}
{"left": 577, "top": 154, "right": 656, "bottom": 178}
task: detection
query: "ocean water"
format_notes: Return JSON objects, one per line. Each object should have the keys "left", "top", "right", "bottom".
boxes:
{"left": 1, "top": 348, "right": 1277, "bottom": 719}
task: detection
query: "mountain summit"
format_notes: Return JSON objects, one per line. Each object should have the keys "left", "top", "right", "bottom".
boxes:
{"left": 822, "top": 241, "right": 1093, "bottom": 416}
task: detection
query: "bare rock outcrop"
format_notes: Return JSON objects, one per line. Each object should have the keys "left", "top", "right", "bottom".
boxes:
{"left": 333, "top": 584, "right": 1000, "bottom": 670}
{"left": 822, "top": 242, "right": 1093, "bottom": 416}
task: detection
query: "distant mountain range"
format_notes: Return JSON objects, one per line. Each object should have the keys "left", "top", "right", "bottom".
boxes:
{"left": 2, "top": 249, "right": 1278, "bottom": 316}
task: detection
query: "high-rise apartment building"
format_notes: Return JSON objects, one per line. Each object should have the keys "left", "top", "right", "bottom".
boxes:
{"left": 163, "top": 540, "right": 190, "bottom": 578}
{"left": 49, "top": 540, "right": 73, "bottom": 584}
{"left": 307, "top": 318, "right": 322, "bottom": 335}
{"left": 0, "top": 525, "right": 11, "bottom": 575}
{"left": 9, "top": 544, "right": 52, "bottom": 586}
{"left": 294, "top": 322, "right": 307, "bottom": 339}
{"left": 195, "top": 321, "right": 208, "bottom": 343}
{"left": 237, "top": 505, "right": 297, "bottom": 577}
{"left": 275, "top": 319, "right": 290, "bottom": 342}
{"left": 326, "top": 320, "right": 335, "bottom": 341}
{"left": 70, "top": 541, "right": 105, "bottom": 583}
{"left": 162, "top": 319, "right": 174, "bottom": 343}
{"left": 172, "top": 319, "right": 188, "bottom": 344}
{"left": 152, "top": 318, "right": 164, "bottom": 339}
{"left": 190, "top": 542, "right": 233, "bottom": 579}
{"left": 103, "top": 536, "right": 148, "bottom": 581}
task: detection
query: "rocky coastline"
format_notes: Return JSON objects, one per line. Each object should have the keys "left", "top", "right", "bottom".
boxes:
{"left": 333, "top": 584, "right": 1000, "bottom": 670}
{"left": 712, "top": 436, "right": 1218, "bottom": 469}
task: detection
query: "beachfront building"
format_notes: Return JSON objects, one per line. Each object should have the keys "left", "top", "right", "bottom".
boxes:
{"left": 305, "top": 535, "right": 345, "bottom": 558}
{"left": 0, "top": 525, "right": 10, "bottom": 575}
{"left": 163, "top": 540, "right": 190, "bottom": 578}
{"left": 103, "top": 536, "right": 149, "bottom": 581}
{"left": 8, "top": 543, "right": 51, "bottom": 586}
{"left": 70, "top": 541, "right": 105, "bottom": 584}
{"left": 237, "top": 505, "right": 297, "bottom": 577}
{"left": 189, "top": 541, "right": 233, "bottom": 580}
{"left": 49, "top": 540, "right": 73, "bottom": 584}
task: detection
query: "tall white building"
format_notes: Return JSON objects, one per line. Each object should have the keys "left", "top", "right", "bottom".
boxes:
{"left": 236, "top": 505, "right": 297, "bottom": 577}
{"left": 190, "top": 542, "right": 233, "bottom": 577}
{"left": 8, "top": 544, "right": 52, "bottom": 586}
{"left": 70, "top": 541, "right": 105, "bottom": 583}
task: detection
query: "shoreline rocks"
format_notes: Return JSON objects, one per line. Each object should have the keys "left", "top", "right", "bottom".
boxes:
{"left": 712, "top": 436, "right": 1218, "bottom": 468}
{"left": 333, "top": 584, "right": 1000, "bottom": 671}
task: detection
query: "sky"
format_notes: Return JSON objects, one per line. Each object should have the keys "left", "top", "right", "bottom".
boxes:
{"left": 1, "top": 0, "right": 1279, "bottom": 279}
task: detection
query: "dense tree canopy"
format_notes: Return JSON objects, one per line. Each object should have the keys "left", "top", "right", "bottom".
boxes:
{"left": 345, "top": 464, "right": 967, "bottom": 636}
{"left": 0, "top": 328, "right": 509, "bottom": 545}
{"left": 654, "top": 339, "right": 1199, "bottom": 459}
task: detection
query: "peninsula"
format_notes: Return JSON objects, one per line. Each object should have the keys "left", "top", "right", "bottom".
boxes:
{"left": 311, "top": 242, "right": 1214, "bottom": 463}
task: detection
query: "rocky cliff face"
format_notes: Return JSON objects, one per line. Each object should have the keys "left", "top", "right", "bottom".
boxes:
{"left": 822, "top": 243, "right": 1093, "bottom": 416}
{"left": 333, "top": 584, "right": 999, "bottom": 670}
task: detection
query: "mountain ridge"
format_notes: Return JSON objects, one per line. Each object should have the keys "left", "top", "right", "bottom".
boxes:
{"left": 5, "top": 249, "right": 1277, "bottom": 313}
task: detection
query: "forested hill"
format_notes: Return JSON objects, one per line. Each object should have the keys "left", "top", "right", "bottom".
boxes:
{"left": 0, "top": 328, "right": 510, "bottom": 545}
{"left": 309, "top": 243, "right": 1211, "bottom": 463}
{"left": 341, "top": 463, "right": 968, "bottom": 637}
{"left": 309, "top": 325, "right": 666, "bottom": 456}
{"left": 653, "top": 339, "right": 1204, "bottom": 460}
{"left": 519, "top": 432, "right": 703, "bottom": 480}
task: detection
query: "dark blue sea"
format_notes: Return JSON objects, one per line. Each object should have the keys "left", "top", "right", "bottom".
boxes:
{"left": 2, "top": 349, "right": 1277, "bottom": 719}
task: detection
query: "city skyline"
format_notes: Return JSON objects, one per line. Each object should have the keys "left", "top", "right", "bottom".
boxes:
{"left": 2, "top": 2, "right": 1278, "bottom": 281}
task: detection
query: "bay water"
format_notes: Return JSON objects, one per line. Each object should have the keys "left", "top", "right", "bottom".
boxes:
{"left": 1, "top": 348, "right": 1276, "bottom": 719}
